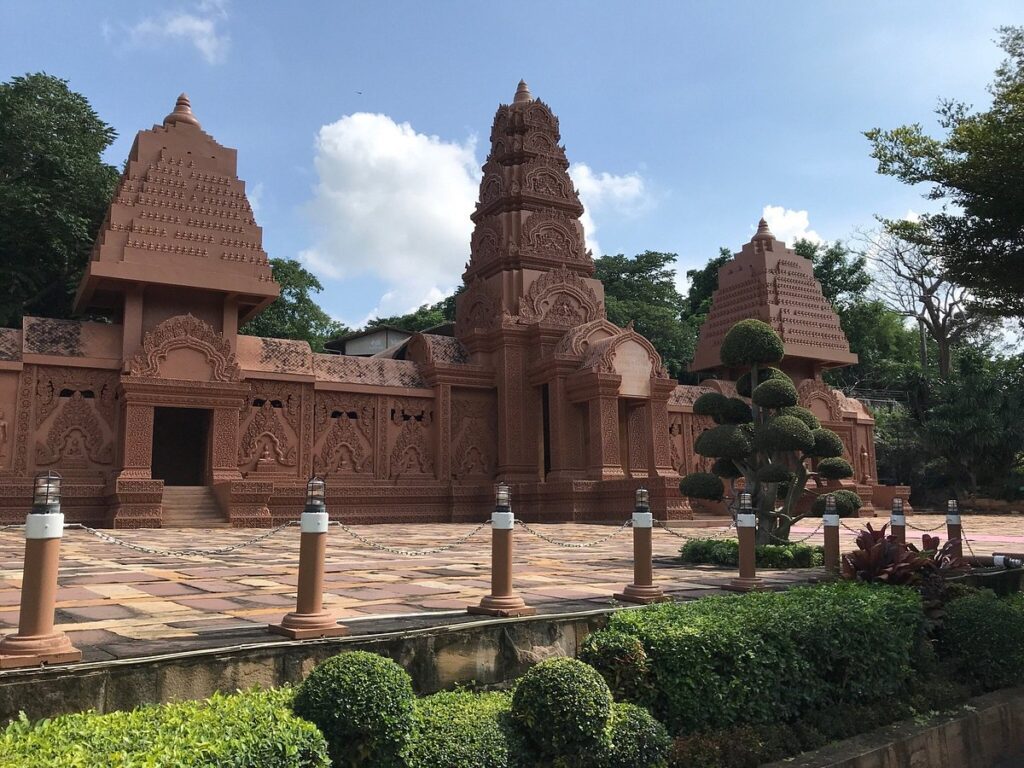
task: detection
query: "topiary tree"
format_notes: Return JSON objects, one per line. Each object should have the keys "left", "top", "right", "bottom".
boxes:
{"left": 679, "top": 320, "right": 857, "bottom": 544}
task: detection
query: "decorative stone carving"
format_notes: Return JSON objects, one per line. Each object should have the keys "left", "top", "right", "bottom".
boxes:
{"left": 313, "top": 393, "right": 375, "bottom": 476}
{"left": 451, "top": 393, "right": 496, "bottom": 479}
{"left": 798, "top": 379, "right": 842, "bottom": 421}
{"left": 455, "top": 277, "right": 501, "bottom": 336}
{"left": 130, "top": 314, "right": 240, "bottom": 382}
{"left": 35, "top": 391, "right": 112, "bottom": 466}
{"left": 35, "top": 367, "right": 117, "bottom": 427}
{"left": 389, "top": 398, "right": 434, "bottom": 478}
{"left": 238, "top": 400, "right": 297, "bottom": 468}
{"left": 521, "top": 210, "right": 586, "bottom": 262}
{"left": 517, "top": 266, "right": 603, "bottom": 327}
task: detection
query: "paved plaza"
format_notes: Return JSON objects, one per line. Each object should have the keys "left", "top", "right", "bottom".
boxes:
{"left": 0, "top": 514, "right": 1022, "bottom": 663}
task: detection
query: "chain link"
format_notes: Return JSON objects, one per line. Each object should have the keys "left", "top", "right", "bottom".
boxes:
{"left": 515, "top": 518, "right": 632, "bottom": 548}
{"left": 767, "top": 520, "right": 824, "bottom": 545}
{"left": 0, "top": 524, "right": 23, "bottom": 532}
{"left": 906, "top": 517, "right": 948, "bottom": 532}
{"left": 64, "top": 521, "right": 298, "bottom": 557}
{"left": 330, "top": 519, "right": 490, "bottom": 556}
{"left": 653, "top": 519, "right": 735, "bottom": 541}
{"left": 840, "top": 520, "right": 862, "bottom": 535}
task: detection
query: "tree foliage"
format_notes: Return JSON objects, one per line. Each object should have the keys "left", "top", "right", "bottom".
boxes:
{"left": 366, "top": 291, "right": 459, "bottom": 334}
{"left": 794, "top": 238, "right": 871, "bottom": 311}
{"left": 865, "top": 26, "right": 1024, "bottom": 319}
{"left": 241, "top": 258, "right": 348, "bottom": 352}
{"left": 0, "top": 73, "right": 120, "bottom": 327}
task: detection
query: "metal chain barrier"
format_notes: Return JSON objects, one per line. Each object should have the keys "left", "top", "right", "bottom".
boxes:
{"left": 906, "top": 517, "right": 948, "bottom": 532}
{"left": 653, "top": 519, "right": 735, "bottom": 541}
{"left": 767, "top": 519, "right": 824, "bottom": 545}
{"left": 0, "top": 524, "right": 23, "bottom": 532}
{"left": 515, "top": 518, "right": 632, "bottom": 549}
{"left": 330, "top": 519, "right": 490, "bottom": 556}
{"left": 64, "top": 521, "right": 298, "bottom": 557}
{"left": 840, "top": 520, "right": 862, "bottom": 535}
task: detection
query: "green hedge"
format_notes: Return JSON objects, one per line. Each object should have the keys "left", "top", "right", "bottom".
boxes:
{"left": 0, "top": 688, "right": 328, "bottom": 768}
{"left": 406, "top": 690, "right": 510, "bottom": 768}
{"left": 606, "top": 702, "right": 670, "bottom": 768}
{"left": 586, "top": 582, "right": 924, "bottom": 736}
{"left": 678, "top": 538, "right": 824, "bottom": 568}
{"left": 939, "top": 591, "right": 1024, "bottom": 691}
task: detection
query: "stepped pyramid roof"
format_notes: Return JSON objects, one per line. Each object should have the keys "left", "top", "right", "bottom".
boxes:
{"left": 690, "top": 219, "right": 857, "bottom": 373}
{"left": 74, "top": 94, "right": 278, "bottom": 323}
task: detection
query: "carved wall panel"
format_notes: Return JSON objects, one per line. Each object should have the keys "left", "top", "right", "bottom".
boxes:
{"left": 30, "top": 366, "right": 118, "bottom": 474}
{"left": 238, "top": 381, "right": 306, "bottom": 475}
{"left": 388, "top": 396, "right": 435, "bottom": 479}
{"left": 451, "top": 390, "right": 497, "bottom": 480}
{"left": 312, "top": 392, "right": 375, "bottom": 477}
{"left": 130, "top": 313, "right": 240, "bottom": 382}
{"left": 518, "top": 266, "right": 603, "bottom": 327}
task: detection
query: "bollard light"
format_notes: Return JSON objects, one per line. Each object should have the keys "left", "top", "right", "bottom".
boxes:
{"left": 946, "top": 497, "right": 963, "bottom": 558}
{"left": 470, "top": 483, "right": 534, "bottom": 617}
{"left": 893, "top": 497, "right": 904, "bottom": 514}
{"left": 616, "top": 486, "right": 665, "bottom": 604}
{"left": 305, "top": 476, "right": 326, "bottom": 510}
{"left": 823, "top": 494, "right": 841, "bottom": 573}
{"left": 270, "top": 476, "right": 346, "bottom": 639}
{"left": 890, "top": 497, "right": 906, "bottom": 544}
{"left": 635, "top": 487, "right": 650, "bottom": 510}
{"left": 495, "top": 482, "right": 511, "bottom": 511}
{"left": 947, "top": 498, "right": 959, "bottom": 516}
{"left": 32, "top": 471, "right": 61, "bottom": 514}
{"left": 728, "top": 492, "right": 762, "bottom": 591}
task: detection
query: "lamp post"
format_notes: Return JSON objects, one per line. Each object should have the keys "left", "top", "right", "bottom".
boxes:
{"left": 823, "top": 494, "right": 840, "bottom": 573}
{"left": 890, "top": 497, "right": 906, "bottom": 545}
{"left": 728, "top": 492, "right": 762, "bottom": 591}
{"left": 946, "top": 498, "right": 962, "bottom": 559}
{"left": 269, "top": 476, "right": 347, "bottom": 639}
{"left": 615, "top": 487, "right": 667, "bottom": 604}
{"left": 0, "top": 472, "right": 81, "bottom": 668}
{"left": 469, "top": 483, "right": 536, "bottom": 617}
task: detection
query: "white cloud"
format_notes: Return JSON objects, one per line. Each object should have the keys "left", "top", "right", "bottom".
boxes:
{"left": 761, "top": 205, "right": 822, "bottom": 245}
{"left": 105, "top": 0, "right": 230, "bottom": 64}
{"left": 299, "top": 113, "right": 480, "bottom": 318}
{"left": 903, "top": 209, "right": 921, "bottom": 223}
{"left": 247, "top": 181, "right": 264, "bottom": 214}
{"left": 569, "top": 163, "right": 648, "bottom": 256}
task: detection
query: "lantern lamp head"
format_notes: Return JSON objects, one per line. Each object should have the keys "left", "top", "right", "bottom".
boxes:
{"left": 892, "top": 497, "right": 904, "bottom": 514}
{"left": 635, "top": 487, "right": 650, "bottom": 510}
{"left": 825, "top": 494, "right": 837, "bottom": 515}
{"left": 31, "top": 471, "right": 62, "bottom": 514}
{"left": 305, "top": 476, "right": 326, "bottom": 511}
{"left": 495, "top": 482, "right": 511, "bottom": 510}
{"left": 947, "top": 498, "right": 959, "bottom": 514}
{"left": 739, "top": 492, "right": 752, "bottom": 512}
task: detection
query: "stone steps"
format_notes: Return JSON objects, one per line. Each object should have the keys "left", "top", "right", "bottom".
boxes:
{"left": 161, "top": 486, "right": 229, "bottom": 528}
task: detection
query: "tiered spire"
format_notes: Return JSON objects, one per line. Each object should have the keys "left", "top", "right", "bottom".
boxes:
{"left": 690, "top": 218, "right": 857, "bottom": 373}
{"left": 463, "top": 81, "right": 592, "bottom": 281}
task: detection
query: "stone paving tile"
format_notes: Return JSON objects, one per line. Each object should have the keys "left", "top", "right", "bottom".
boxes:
{"left": 0, "top": 515, "right": 1020, "bottom": 664}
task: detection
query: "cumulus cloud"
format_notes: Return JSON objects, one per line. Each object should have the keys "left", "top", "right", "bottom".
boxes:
{"left": 761, "top": 205, "right": 822, "bottom": 246}
{"left": 104, "top": 0, "right": 230, "bottom": 65}
{"left": 299, "top": 113, "right": 480, "bottom": 318}
{"left": 569, "top": 163, "right": 648, "bottom": 256}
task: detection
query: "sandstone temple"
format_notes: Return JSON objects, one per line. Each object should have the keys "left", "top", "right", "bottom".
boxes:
{"left": 0, "top": 84, "right": 901, "bottom": 528}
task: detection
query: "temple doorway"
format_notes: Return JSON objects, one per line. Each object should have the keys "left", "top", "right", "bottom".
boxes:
{"left": 151, "top": 407, "right": 210, "bottom": 486}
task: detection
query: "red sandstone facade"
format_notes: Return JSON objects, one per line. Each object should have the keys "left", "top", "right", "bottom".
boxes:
{"left": 0, "top": 85, "right": 897, "bottom": 528}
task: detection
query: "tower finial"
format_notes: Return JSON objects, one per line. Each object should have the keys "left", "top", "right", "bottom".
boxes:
{"left": 163, "top": 93, "right": 201, "bottom": 128}
{"left": 753, "top": 217, "right": 774, "bottom": 241}
{"left": 513, "top": 79, "right": 533, "bottom": 104}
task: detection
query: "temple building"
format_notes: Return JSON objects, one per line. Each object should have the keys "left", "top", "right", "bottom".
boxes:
{"left": 0, "top": 84, "right": 902, "bottom": 528}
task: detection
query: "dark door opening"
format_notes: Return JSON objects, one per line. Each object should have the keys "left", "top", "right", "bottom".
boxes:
{"left": 152, "top": 407, "right": 210, "bottom": 486}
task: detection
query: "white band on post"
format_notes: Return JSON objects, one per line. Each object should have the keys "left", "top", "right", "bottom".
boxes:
{"left": 25, "top": 512, "right": 64, "bottom": 540}
{"left": 300, "top": 510, "right": 329, "bottom": 534}
{"left": 737, "top": 513, "right": 756, "bottom": 528}
{"left": 946, "top": 513, "right": 962, "bottom": 525}
{"left": 492, "top": 510, "right": 514, "bottom": 530}
{"left": 632, "top": 511, "right": 653, "bottom": 528}
{"left": 891, "top": 514, "right": 906, "bottom": 526}
{"left": 995, "top": 555, "right": 1006, "bottom": 568}
{"left": 824, "top": 514, "right": 840, "bottom": 527}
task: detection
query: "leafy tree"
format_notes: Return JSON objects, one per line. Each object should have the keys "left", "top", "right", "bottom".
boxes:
{"left": 793, "top": 239, "right": 871, "bottom": 310}
{"left": 825, "top": 299, "right": 921, "bottom": 390}
{"left": 241, "top": 258, "right": 348, "bottom": 352}
{"left": 682, "top": 248, "right": 730, "bottom": 319}
{"left": 0, "top": 73, "right": 120, "bottom": 327}
{"left": 365, "top": 291, "right": 459, "bottom": 333}
{"left": 594, "top": 251, "right": 692, "bottom": 379}
{"left": 678, "top": 319, "right": 856, "bottom": 544}
{"left": 865, "top": 26, "right": 1024, "bottom": 319}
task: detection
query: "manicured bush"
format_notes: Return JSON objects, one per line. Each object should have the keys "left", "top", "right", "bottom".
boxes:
{"left": 811, "top": 489, "right": 862, "bottom": 516}
{"left": 779, "top": 405, "right": 820, "bottom": 430}
{"left": 710, "top": 457, "right": 742, "bottom": 479}
{"left": 678, "top": 538, "right": 823, "bottom": 569}
{"left": 605, "top": 702, "right": 670, "bottom": 768}
{"left": 719, "top": 397, "right": 752, "bottom": 424}
{"left": 720, "top": 319, "right": 784, "bottom": 367}
{"left": 679, "top": 471, "right": 724, "bottom": 501}
{"left": 939, "top": 591, "right": 1024, "bottom": 691}
{"left": 736, "top": 366, "right": 786, "bottom": 398}
{"left": 816, "top": 456, "right": 854, "bottom": 479}
{"left": 810, "top": 427, "right": 844, "bottom": 458}
{"left": 579, "top": 630, "right": 651, "bottom": 703}
{"left": 751, "top": 377, "right": 798, "bottom": 408}
{"left": 510, "top": 657, "right": 613, "bottom": 763}
{"left": 0, "top": 688, "right": 328, "bottom": 767}
{"left": 693, "top": 391, "right": 729, "bottom": 417}
{"left": 755, "top": 414, "right": 815, "bottom": 453}
{"left": 291, "top": 651, "right": 415, "bottom": 768}
{"left": 694, "top": 424, "right": 753, "bottom": 460}
{"left": 406, "top": 690, "right": 510, "bottom": 768}
{"left": 756, "top": 463, "right": 794, "bottom": 483}
{"left": 590, "top": 582, "right": 924, "bottom": 736}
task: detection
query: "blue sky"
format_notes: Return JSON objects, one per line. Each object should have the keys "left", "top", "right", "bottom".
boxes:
{"left": 1, "top": 1, "right": 1019, "bottom": 326}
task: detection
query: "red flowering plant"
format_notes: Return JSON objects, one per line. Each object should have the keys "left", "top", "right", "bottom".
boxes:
{"left": 841, "top": 525, "right": 969, "bottom": 586}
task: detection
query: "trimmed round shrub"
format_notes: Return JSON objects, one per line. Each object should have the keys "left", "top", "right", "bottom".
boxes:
{"left": 939, "top": 591, "right": 1024, "bottom": 691}
{"left": 816, "top": 456, "right": 854, "bottom": 480}
{"left": 605, "top": 703, "right": 671, "bottom": 768}
{"left": 736, "top": 366, "right": 786, "bottom": 398}
{"left": 719, "top": 397, "right": 753, "bottom": 424}
{"left": 679, "top": 472, "right": 724, "bottom": 501}
{"left": 693, "top": 391, "right": 728, "bottom": 418}
{"left": 809, "top": 428, "right": 845, "bottom": 458}
{"left": 694, "top": 424, "right": 753, "bottom": 460}
{"left": 811, "top": 489, "right": 862, "bottom": 517}
{"left": 720, "top": 319, "right": 785, "bottom": 368}
{"left": 580, "top": 630, "right": 650, "bottom": 702}
{"left": 751, "top": 377, "right": 798, "bottom": 408}
{"left": 756, "top": 464, "right": 794, "bottom": 484}
{"left": 406, "top": 690, "right": 510, "bottom": 768}
{"left": 711, "top": 457, "right": 742, "bottom": 479}
{"left": 780, "top": 405, "right": 820, "bottom": 430}
{"left": 510, "top": 657, "right": 613, "bottom": 763}
{"left": 292, "top": 651, "right": 415, "bottom": 768}
{"left": 755, "top": 415, "right": 815, "bottom": 453}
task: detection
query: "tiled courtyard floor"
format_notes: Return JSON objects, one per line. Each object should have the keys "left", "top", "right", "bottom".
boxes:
{"left": 0, "top": 513, "right": 1021, "bottom": 664}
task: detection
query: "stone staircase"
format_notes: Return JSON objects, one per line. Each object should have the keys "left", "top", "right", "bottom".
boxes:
{"left": 160, "top": 486, "right": 229, "bottom": 528}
